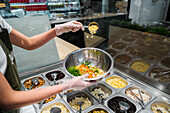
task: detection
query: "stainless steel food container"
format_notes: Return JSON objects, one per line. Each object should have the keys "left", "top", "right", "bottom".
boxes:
{"left": 114, "top": 53, "right": 134, "bottom": 67}
{"left": 102, "top": 74, "right": 132, "bottom": 93}
{"left": 33, "top": 94, "right": 61, "bottom": 112}
{"left": 62, "top": 90, "right": 99, "bottom": 113}
{"left": 110, "top": 41, "right": 128, "bottom": 52}
{"left": 42, "top": 67, "right": 70, "bottom": 86}
{"left": 120, "top": 83, "right": 157, "bottom": 107}
{"left": 138, "top": 108, "right": 153, "bottom": 113}
{"left": 145, "top": 65, "right": 170, "bottom": 86}
{"left": 83, "top": 104, "right": 112, "bottom": 113}
{"left": 85, "top": 83, "right": 116, "bottom": 103}
{"left": 146, "top": 96, "right": 170, "bottom": 113}
{"left": 35, "top": 98, "right": 74, "bottom": 113}
{"left": 128, "top": 58, "right": 153, "bottom": 76}
{"left": 104, "top": 93, "right": 142, "bottom": 113}
{"left": 21, "top": 74, "right": 50, "bottom": 91}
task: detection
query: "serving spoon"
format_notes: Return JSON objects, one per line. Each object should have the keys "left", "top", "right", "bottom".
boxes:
{"left": 50, "top": 107, "right": 61, "bottom": 113}
{"left": 119, "top": 101, "right": 130, "bottom": 113}
{"left": 51, "top": 73, "right": 58, "bottom": 85}
{"left": 77, "top": 102, "right": 84, "bottom": 113}
{"left": 28, "top": 78, "right": 39, "bottom": 90}
{"left": 152, "top": 70, "right": 170, "bottom": 77}
{"left": 98, "top": 93, "right": 104, "bottom": 104}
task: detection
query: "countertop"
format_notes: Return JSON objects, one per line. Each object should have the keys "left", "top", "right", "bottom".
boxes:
{"left": 55, "top": 37, "right": 80, "bottom": 60}
{"left": 54, "top": 33, "right": 106, "bottom": 60}
{"left": 50, "top": 13, "right": 126, "bottom": 24}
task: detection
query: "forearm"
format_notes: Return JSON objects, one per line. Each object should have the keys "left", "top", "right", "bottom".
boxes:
{"left": 10, "top": 28, "right": 56, "bottom": 50}
{"left": 3, "top": 84, "right": 63, "bottom": 110}
{"left": 28, "top": 28, "right": 56, "bottom": 50}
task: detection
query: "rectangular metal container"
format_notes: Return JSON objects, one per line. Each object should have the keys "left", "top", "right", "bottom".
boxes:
{"left": 120, "top": 83, "right": 157, "bottom": 108}
{"left": 35, "top": 98, "right": 74, "bottom": 113}
{"left": 83, "top": 104, "right": 113, "bottom": 113}
{"left": 146, "top": 96, "right": 170, "bottom": 113}
{"left": 62, "top": 90, "right": 99, "bottom": 113}
{"left": 102, "top": 74, "right": 132, "bottom": 93}
{"left": 85, "top": 82, "right": 116, "bottom": 104}
{"left": 42, "top": 67, "right": 70, "bottom": 86}
{"left": 21, "top": 74, "right": 50, "bottom": 91}
{"left": 104, "top": 93, "right": 142, "bottom": 113}
{"left": 33, "top": 94, "right": 61, "bottom": 112}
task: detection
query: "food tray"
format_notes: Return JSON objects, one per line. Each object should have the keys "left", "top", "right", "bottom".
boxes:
{"left": 62, "top": 90, "right": 98, "bottom": 113}
{"left": 103, "top": 48, "right": 118, "bottom": 58}
{"left": 102, "top": 74, "right": 132, "bottom": 93}
{"left": 110, "top": 41, "right": 128, "bottom": 52}
{"left": 21, "top": 74, "right": 50, "bottom": 90}
{"left": 33, "top": 94, "right": 61, "bottom": 112}
{"left": 120, "top": 83, "right": 157, "bottom": 107}
{"left": 145, "top": 65, "right": 170, "bottom": 86}
{"left": 128, "top": 58, "right": 153, "bottom": 75}
{"left": 114, "top": 53, "right": 134, "bottom": 67}
{"left": 120, "top": 34, "right": 137, "bottom": 44}
{"left": 138, "top": 108, "right": 153, "bottom": 113}
{"left": 146, "top": 96, "right": 170, "bottom": 113}
{"left": 85, "top": 83, "right": 116, "bottom": 103}
{"left": 158, "top": 56, "right": 170, "bottom": 69}
{"left": 104, "top": 93, "right": 142, "bottom": 113}
{"left": 35, "top": 98, "right": 74, "bottom": 113}
{"left": 83, "top": 104, "right": 112, "bottom": 113}
{"left": 42, "top": 67, "right": 70, "bottom": 86}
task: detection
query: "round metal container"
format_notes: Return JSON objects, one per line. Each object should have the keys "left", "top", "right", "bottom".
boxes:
{"left": 63, "top": 48, "right": 114, "bottom": 81}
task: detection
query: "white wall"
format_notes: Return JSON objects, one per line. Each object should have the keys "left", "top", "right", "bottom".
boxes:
{"left": 129, "top": 0, "right": 168, "bottom": 26}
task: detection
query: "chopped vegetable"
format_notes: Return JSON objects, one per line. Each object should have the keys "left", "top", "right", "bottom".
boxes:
{"left": 67, "top": 66, "right": 81, "bottom": 76}
{"left": 67, "top": 62, "right": 104, "bottom": 78}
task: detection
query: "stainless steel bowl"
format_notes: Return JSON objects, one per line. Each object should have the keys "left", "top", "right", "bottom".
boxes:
{"left": 63, "top": 48, "right": 114, "bottom": 81}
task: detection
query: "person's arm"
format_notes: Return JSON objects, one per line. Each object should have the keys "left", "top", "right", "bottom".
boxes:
{"left": 0, "top": 72, "right": 94, "bottom": 110}
{"left": 0, "top": 72, "right": 63, "bottom": 110}
{"left": 9, "top": 21, "right": 83, "bottom": 50}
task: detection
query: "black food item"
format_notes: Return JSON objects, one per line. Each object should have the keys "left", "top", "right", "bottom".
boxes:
{"left": 161, "top": 57, "right": 170, "bottom": 68}
{"left": 112, "top": 42, "right": 127, "bottom": 50}
{"left": 115, "top": 54, "right": 132, "bottom": 64}
{"left": 45, "top": 71, "right": 65, "bottom": 81}
{"left": 105, "top": 48, "right": 117, "bottom": 57}
{"left": 107, "top": 96, "right": 136, "bottom": 113}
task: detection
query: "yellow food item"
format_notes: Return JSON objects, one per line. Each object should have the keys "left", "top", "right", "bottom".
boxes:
{"left": 41, "top": 103, "right": 69, "bottom": 113}
{"left": 130, "top": 61, "right": 150, "bottom": 72}
{"left": 76, "top": 64, "right": 104, "bottom": 78}
{"left": 106, "top": 78, "right": 127, "bottom": 88}
{"left": 88, "top": 25, "right": 98, "bottom": 35}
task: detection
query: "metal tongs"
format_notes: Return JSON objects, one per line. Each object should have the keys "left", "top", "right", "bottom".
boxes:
{"left": 129, "top": 87, "right": 145, "bottom": 109}
{"left": 152, "top": 70, "right": 170, "bottom": 77}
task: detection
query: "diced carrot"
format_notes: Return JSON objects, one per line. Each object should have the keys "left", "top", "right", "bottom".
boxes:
{"left": 88, "top": 74, "right": 93, "bottom": 78}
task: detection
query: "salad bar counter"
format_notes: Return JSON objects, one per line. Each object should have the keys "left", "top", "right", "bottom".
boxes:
{"left": 20, "top": 60, "right": 170, "bottom": 113}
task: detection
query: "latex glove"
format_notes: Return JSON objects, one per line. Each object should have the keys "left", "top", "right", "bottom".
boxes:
{"left": 55, "top": 21, "right": 83, "bottom": 36}
{"left": 62, "top": 74, "right": 97, "bottom": 91}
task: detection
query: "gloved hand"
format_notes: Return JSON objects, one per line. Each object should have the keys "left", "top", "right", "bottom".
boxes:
{"left": 62, "top": 74, "right": 97, "bottom": 91}
{"left": 55, "top": 21, "right": 83, "bottom": 36}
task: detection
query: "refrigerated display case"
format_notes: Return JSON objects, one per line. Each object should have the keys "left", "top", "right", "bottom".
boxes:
{"left": 3, "top": 0, "right": 81, "bottom": 19}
